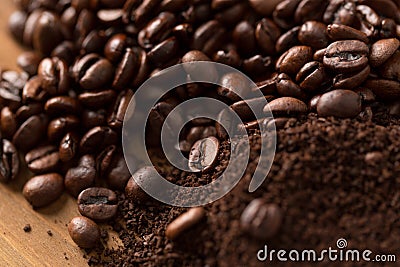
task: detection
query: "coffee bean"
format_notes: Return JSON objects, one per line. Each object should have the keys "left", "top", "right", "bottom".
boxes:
{"left": 188, "top": 136, "right": 219, "bottom": 172}
{"left": 255, "top": 18, "right": 281, "bottom": 55}
{"left": 231, "top": 96, "right": 276, "bottom": 122}
{"left": 333, "top": 65, "right": 370, "bottom": 89}
{"left": 0, "top": 139, "right": 20, "bottom": 183}
{"left": 276, "top": 73, "right": 307, "bottom": 100}
{"left": 326, "top": 24, "right": 369, "bottom": 43}
{"left": 65, "top": 155, "right": 96, "bottom": 197}
{"left": 17, "top": 51, "right": 42, "bottom": 76}
{"left": 317, "top": 89, "right": 361, "bottom": 118}
{"left": 13, "top": 115, "right": 47, "bottom": 151}
{"left": 165, "top": 207, "right": 206, "bottom": 240}
{"left": 106, "top": 153, "right": 132, "bottom": 190}
{"left": 218, "top": 72, "right": 252, "bottom": 102}
{"left": 125, "top": 0, "right": 162, "bottom": 28}
{"left": 249, "top": 0, "right": 281, "bottom": 16}
{"left": 276, "top": 46, "right": 313, "bottom": 75}
{"left": 97, "top": 9, "right": 124, "bottom": 26}
{"left": 172, "top": 23, "right": 193, "bottom": 45}
{"left": 79, "top": 89, "right": 116, "bottom": 109}
{"left": 275, "top": 26, "right": 300, "bottom": 54}
{"left": 1, "top": 107, "right": 17, "bottom": 139}
{"left": 364, "top": 79, "right": 400, "bottom": 101}
{"left": 59, "top": 132, "right": 79, "bottom": 162}
{"left": 294, "top": 0, "right": 328, "bottom": 24}
{"left": 182, "top": 50, "right": 218, "bottom": 82}
{"left": 8, "top": 11, "right": 28, "bottom": 43}
{"left": 38, "top": 57, "right": 69, "bottom": 95}
{"left": 125, "top": 166, "right": 159, "bottom": 204}
{"left": 147, "top": 37, "right": 179, "bottom": 67}
{"left": 68, "top": 216, "right": 100, "bottom": 248}
{"left": 323, "top": 0, "right": 356, "bottom": 26}
{"left": 356, "top": 5, "right": 380, "bottom": 38}
{"left": 240, "top": 199, "right": 283, "bottom": 240}
{"left": 186, "top": 126, "right": 217, "bottom": 146}
{"left": 233, "top": 21, "right": 256, "bottom": 56}
{"left": 104, "top": 34, "right": 129, "bottom": 63}
{"left": 298, "top": 21, "right": 328, "bottom": 49}
{"left": 323, "top": 40, "right": 369, "bottom": 73}
{"left": 113, "top": 48, "right": 140, "bottom": 90}
{"left": 32, "top": 11, "right": 65, "bottom": 55}
{"left": 15, "top": 103, "right": 43, "bottom": 123}
{"left": 107, "top": 90, "right": 133, "bottom": 130}
{"left": 45, "top": 96, "right": 81, "bottom": 115}
{"left": 369, "top": 38, "right": 400, "bottom": 68}
{"left": 354, "top": 87, "right": 375, "bottom": 104}
{"left": 379, "top": 51, "right": 400, "bottom": 81}
{"left": 80, "top": 126, "right": 118, "bottom": 154}
{"left": 295, "top": 61, "right": 330, "bottom": 92}
{"left": 273, "top": 0, "right": 301, "bottom": 30}
{"left": 22, "top": 76, "right": 47, "bottom": 103}
{"left": 23, "top": 10, "right": 43, "bottom": 47}
{"left": 243, "top": 55, "right": 273, "bottom": 78}
{"left": 77, "top": 187, "right": 118, "bottom": 221}
{"left": 82, "top": 109, "right": 107, "bottom": 129}
{"left": 138, "top": 12, "right": 176, "bottom": 49}
{"left": 264, "top": 97, "right": 308, "bottom": 117}
{"left": 47, "top": 116, "right": 80, "bottom": 142}
{"left": 192, "top": 20, "right": 225, "bottom": 56}
{"left": 213, "top": 48, "right": 241, "bottom": 68}
{"left": 22, "top": 173, "right": 64, "bottom": 208}
{"left": 81, "top": 30, "right": 108, "bottom": 56}
{"left": 25, "top": 145, "right": 59, "bottom": 174}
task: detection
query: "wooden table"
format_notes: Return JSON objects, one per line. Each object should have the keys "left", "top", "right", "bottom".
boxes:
{"left": 0, "top": 2, "right": 93, "bottom": 266}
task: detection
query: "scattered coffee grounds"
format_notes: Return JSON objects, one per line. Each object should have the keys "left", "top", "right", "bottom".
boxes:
{"left": 47, "top": 230, "right": 53, "bottom": 236}
{"left": 23, "top": 224, "right": 31, "bottom": 233}
{"left": 88, "top": 105, "right": 400, "bottom": 266}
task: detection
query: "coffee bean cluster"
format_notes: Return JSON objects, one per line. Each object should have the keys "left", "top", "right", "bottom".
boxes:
{"left": 1, "top": 0, "right": 399, "bottom": 249}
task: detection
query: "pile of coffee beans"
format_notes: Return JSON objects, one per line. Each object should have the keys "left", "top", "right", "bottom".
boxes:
{"left": 0, "top": 0, "right": 399, "bottom": 255}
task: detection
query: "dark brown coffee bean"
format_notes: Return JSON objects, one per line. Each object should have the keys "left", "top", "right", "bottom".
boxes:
{"left": 131, "top": 47, "right": 151, "bottom": 88}
{"left": 276, "top": 73, "right": 307, "bottom": 100}
{"left": 51, "top": 41, "right": 77, "bottom": 66}
{"left": 275, "top": 26, "right": 300, "bottom": 54}
{"left": 73, "top": 54, "right": 115, "bottom": 90}
{"left": 68, "top": 216, "right": 100, "bottom": 249}
{"left": 59, "top": 132, "right": 79, "bottom": 162}
{"left": 215, "top": 3, "right": 246, "bottom": 27}
{"left": 0, "top": 139, "right": 20, "bottom": 183}
{"left": 364, "top": 79, "right": 400, "bottom": 101}
{"left": 82, "top": 109, "right": 107, "bottom": 129}
{"left": 192, "top": 20, "right": 225, "bottom": 56}
{"left": 379, "top": 50, "right": 400, "bottom": 81}
{"left": 264, "top": 97, "right": 308, "bottom": 117}
{"left": 113, "top": 48, "right": 139, "bottom": 90}
{"left": 354, "top": 87, "right": 375, "bottom": 104}
{"left": 77, "top": 187, "right": 118, "bottom": 221}
{"left": 255, "top": 77, "right": 277, "bottom": 96}
{"left": 309, "top": 94, "right": 321, "bottom": 112}
{"left": 323, "top": 0, "right": 356, "bottom": 26}
{"left": 240, "top": 199, "right": 283, "bottom": 240}
{"left": 23, "top": 10, "right": 42, "bottom": 47}
{"left": 317, "top": 89, "right": 361, "bottom": 118}
{"left": 188, "top": 136, "right": 219, "bottom": 172}
{"left": 8, "top": 11, "right": 28, "bottom": 43}
{"left": 255, "top": 18, "right": 281, "bottom": 55}
{"left": 182, "top": 3, "right": 213, "bottom": 25}
{"left": 25, "top": 145, "right": 59, "bottom": 174}
{"left": 333, "top": 65, "right": 370, "bottom": 89}
{"left": 213, "top": 48, "right": 241, "bottom": 68}
{"left": 45, "top": 96, "right": 81, "bottom": 115}
{"left": 138, "top": 12, "right": 176, "bottom": 49}
{"left": 159, "top": 0, "right": 187, "bottom": 12}
{"left": 47, "top": 116, "right": 80, "bottom": 142}
{"left": 323, "top": 40, "right": 369, "bottom": 73}
{"left": 263, "top": 117, "right": 290, "bottom": 130}
{"left": 243, "top": 55, "right": 273, "bottom": 78}
{"left": 22, "top": 76, "right": 47, "bottom": 103}
{"left": 231, "top": 96, "right": 276, "bottom": 122}
{"left": 125, "top": 166, "right": 158, "bottom": 204}
{"left": 106, "top": 153, "right": 132, "bottom": 190}
{"left": 147, "top": 37, "right": 179, "bottom": 67}
{"left": 97, "top": 9, "right": 123, "bottom": 26}
{"left": 379, "top": 18, "right": 397, "bottom": 38}
{"left": 79, "top": 90, "right": 116, "bottom": 109}
{"left": 296, "top": 61, "right": 330, "bottom": 92}
{"left": 326, "top": 24, "right": 369, "bottom": 43}
{"left": 218, "top": 72, "right": 252, "bottom": 102}
{"left": 233, "top": 21, "right": 256, "bottom": 56}
{"left": 13, "top": 115, "right": 47, "bottom": 151}
{"left": 38, "top": 57, "right": 69, "bottom": 95}
{"left": 1, "top": 107, "right": 17, "bottom": 139}
{"left": 80, "top": 126, "right": 118, "bottom": 154}
{"left": 182, "top": 50, "right": 218, "bottom": 82}
{"left": 295, "top": 0, "right": 328, "bottom": 24}
{"left": 356, "top": 5, "right": 381, "bottom": 38}
{"left": 273, "top": 0, "right": 301, "bottom": 30}
{"left": 17, "top": 51, "right": 42, "bottom": 76}
{"left": 108, "top": 90, "right": 133, "bottom": 130}
{"left": 81, "top": 30, "right": 108, "bottom": 56}
{"left": 0, "top": 81, "right": 23, "bottom": 111}
{"left": 276, "top": 46, "right": 313, "bottom": 75}
{"left": 361, "top": 0, "right": 400, "bottom": 24}
{"left": 15, "top": 103, "right": 43, "bottom": 123}
{"left": 298, "top": 21, "right": 328, "bottom": 49}
{"left": 125, "top": 0, "right": 162, "bottom": 28}
{"left": 74, "top": 9, "right": 96, "bottom": 46}
{"left": 166, "top": 207, "right": 206, "bottom": 240}
{"left": 32, "top": 11, "right": 65, "bottom": 55}
{"left": 22, "top": 173, "right": 64, "bottom": 208}
{"left": 172, "top": 23, "right": 193, "bottom": 45}
{"left": 65, "top": 155, "right": 96, "bottom": 197}
{"left": 104, "top": 34, "right": 128, "bottom": 63}
{"left": 249, "top": 0, "right": 281, "bottom": 16}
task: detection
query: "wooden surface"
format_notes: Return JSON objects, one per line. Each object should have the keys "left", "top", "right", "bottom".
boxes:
{"left": 0, "top": 2, "right": 94, "bottom": 266}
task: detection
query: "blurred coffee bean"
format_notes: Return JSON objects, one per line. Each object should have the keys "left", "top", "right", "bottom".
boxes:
{"left": 172, "top": 23, "right": 193, "bottom": 46}
{"left": 106, "top": 153, "right": 131, "bottom": 190}
{"left": 192, "top": 20, "right": 225, "bottom": 56}
{"left": 23, "top": 173, "right": 64, "bottom": 208}
{"left": 277, "top": 73, "right": 307, "bottom": 100}
{"left": 182, "top": 50, "right": 217, "bottom": 82}
{"left": 243, "top": 55, "right": 273, "bottom": 78}
{"left": 32, "top": 11, "right": 65, "bottom": 55}
{"left": 273, "top": 0, "right": 301, "bottom": 30}
{"left": 124, "top": 0, "right": 162, "bottom": 28}
{"left": 255, "top": 18, "right": 281, "bottom": 55}
{"left": 214, "top": 2, "right": 246, "bottom": 27}
{"left": 356, "top": 5, "right": 380, "bottom": 38}
{"left": 186, "top": 126, "right": 217, "bottom": 146}
{"left": 82, "top": 109, "right": 107, "bottom": 129}
{"left": 0, "top": 139, "right": 19, "bottom": 183}
{"left": 65, "top": 155, "right": 96, "bottom": 197}
{"left": 218, "top": 72, "right": 251, "bottom": 102}
{"left": 354, "top": 88, "right": 375, "bottom": 104}
{"left": 8, "top": 11, "right": 28, "bottom": 43}
{"left": 38, "top": 57, "right": 69, "bottom": 95}
{"left": 364, "top": 79, "right": 400, "bottom": 101}
{"left": 188, "top": 136, "right": 219, "bottom": 172}
{"left": 68, "top": 216, "right": 100, "bottom": 249}
{"left": 15, "top": 103, "right": 43, "bottom": 123}
{"left": 47, "top": 116, "right": 80, "bottom": 142}
{"left": 166, "top": 207, "right": 206, "bottom": 240}
{"left": 1, "top": 107, "right": 17, "bottom": 139}
{"left": 97, "top": 9, "right": 124, "bottom": 26}
{"left": 25, "top": 145, "right": 59, "bottom": 174}
{"left": 125, "top": 166, "right": 159, "bottom": 204}
{"left": 298, "top": 21, "right": 328, "bottom": 49}
{"left": 138, "top": 12, "right": 176, "bottom": 49}
{"left": 23, "top": 10, "right": 43, "bottom": 47}
{"left": 323, "top": 0, "right": 356, "bottom": 26}
{"left": 369, "top": 38, "right": 400, "bottom": 68}
{"left": 379, "top": 51, "right": 400, "bottom": 81}
{"left": 264, "top": 97, "right": 308, "bottom": 117}
{"left": 317, "top": 89, "right": 361, "bottom": 118}
{"left": 80, "top": 126, "right": 118, "bottom": 154}
{"left": 13, "top": 115, "right": 47, "bottom": 151}
{"left": 59, "top": 132, "right": 80, "bottom": 162}
{"left": 81, "top": 30, "right": 108, "bottom": 55}
{"left": 77, "top": 187, "right": 118, "bottom": 221}
{"left": 240, "top": 199, "right": 283, "bottom": 240}
{"left": 213, "top": 48, "right": 241, "bottom": 68}
{"left": 51, "top": 41, "right": 78, "bottom": 66}
{"left": 275, "top": 26, "right": 300, "bottom": 54}
{"left": 249, "top": 0, "right": 281, "bottom": 16}
{"left": 22, "top": 76, "right": 47, "bottom": 103}
{"left": 45, "top": 96, "right": 81, "bottom": 115}
{"left": 17, "top": 51, "right": 42, "bottom": 76}
{"left": 231, "top": 96, "right": 276, "bottom": 122}
{"left": 309, "top": 94, "right": 321, "bottom": 112}
{"left": 108, "top": 90, "right": 134, "bottom": 130}
{"left": 294, "top": 0, "right": 328, "bottom": 24}
{"left": 79, "top": 90, "right": 116, "bottom": 109}
{"left": 233, "top": 21, "right": 256, "bottom": 56}
{"left": 104, "top": 34, "right": 129, "bottom": 63}
{"left": 147, "top": 37, "right": 179, "bottom": 67}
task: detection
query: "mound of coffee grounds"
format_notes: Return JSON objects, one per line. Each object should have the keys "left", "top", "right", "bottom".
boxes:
{"left": 89, "top": 106, "right": 400, "bottom": 266}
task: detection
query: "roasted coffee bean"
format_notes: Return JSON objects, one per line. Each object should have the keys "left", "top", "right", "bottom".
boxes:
{"left": 68, "top": 216, "right": 100, "bottom": 249}
{"left": 74, "top": 9, "right": 96, "bottom": 46}
{"left": 309, "top": 94, "right": 321, "bottom": 112}
{"left": 379, "top": 51, "right": 400, "bottom": 81}
{"left": 80, "top": 126, "right": 118, "bottom": 154}
{"left": 317, "top": 89, "right": 361, "bottom": 118}
{"left": 45, "top": 96, "right": 81, "bottom": 115}
{"left": 188, "top": 136, "right": 219, "bottom": 172}
{"left": 47, "top": 116, "right": 80, "bottom": 142}
{"left": 379, "top": 18, "right": 397, "bottom": 38}
{"left": 108, "top": 90, "right": 133, "bottom": 130}
{"left": 275, "top": 26, "right": 300, "bottom": 54}
{"left": 32, "top": 11, "right": 65, "bottom": 55}
{"left": 0, "top": 81, "right": 23, "bottom": 111}
{"left": 113, "top": 48, "right": 139, "bottom": 90}
{"left": 333, "top": 65, "right": 370, "bottom": 89}
{"left": 72, "top": 54, "right": 114, "bottom": 90}
{"left": 25, "top": 145, "right": 59, "bottom": 174}
{"left": 79, "top": 89, "right": 116, "bottom": 109}
{"left": 233, "top": 21, "right": 256, "bottom": 56}
{"left": 354, "top": 87, "right": 375, "bottom": 104}
{"left": 125, "top": 175, "right": 151, "bottom": 204}
{"left": 125, "top": 166, "right": 159, "bottom": 204}
{"left": 23, "top": 10, "right": 43, "bottom": 47}
{"left": 104, "top": 34, "right": 129, "bottom": 63}
{"left": 51, "top": 41, "right": 77, "bottom": 66}
{"left": 364, "top": 79, "right": 400, "bottom": 101}
{"left": 8, "top": 11, "right": 28, "bottom": 43}
{"left": 192, "top": 20, "right": 225, "bottom": 56}
{"left": 276, "top": 46, "right": 313, "bottom": 75}
{"left": 361, "top": 0, "right": 400, "bottom": 24}
{"left": 243, "top": 55, "right": 273, "bottom": 78}
{"left": 218, "top": 72, "right": 252, "bottom": 102}
{"left": 59, "top": 132, "right": 79, "bottom": 162}
{"left": 214, "top": 2, "right": 246, "bottom": 27}
{"left": 97, "top": 9, "right": 124, "bottom": 26}
{"left": 82, "top": 109, "right": 107, "bottom": 129}
{"left": 172, "top": 23, "right": 193, "bottom": 45}
{"left": 186, "top": 126, "right": 217, "bottom": 146}
{"left": 356, "top": 5, "right": 380, "bottom": 38}
{"left": 249, "top": 0, "right": 281, "bottom": 16}
{"left": 323, "top": 0, "right": 356, "bottom": 26}
{"left": 17, "top": 51, "right": 42, "bottom": 76}
{"left": 213, "top": 48, "right": 241, "bottom": 68}
{"left": 1, "top": 107, "right": 17, "bottom": 139}
{"left": 147, "top": 37, "right": 179, "bottom": 67}
{"left": 298, "top": 21, "right": 328, "bottom": 49}
{"left": 263, "top": 117, "right": 291, "bottom": 130}
{"left": 254, "top": 77, "right": 277, "bottom": 95}
{"left": 231, "top": 96, "right": 275, "bottom": 122}
{"left": 276, "top": 73, "right": 307, "bottom": 100}
{"left": 131, "top": 47, "right": 151, "bottom": 88}
{"left": 264, "top": 97, "right": 308, "bottom": 117}
{"left": 96, "top": 145, "right": 116, "bottom": 177}
{"left": 296, "top": 61, "right": 330, "bottom": 92}
{"left": 294, "top": 0, "right": 328, "bottom": 24}
{"left": 13, "top": 115, "right": 47, "bottom": 151}
{"left": 138, "top": 12, "right": 176, "bottom": 49}
{"left": 77, "top": 187, "right": 118, "bottom": 221}
{"left": 38, "top": 57, "right": 69, "bottom": 95}
{"left": 182, "top": 50, "right": 218, "bottom": 82}
{"left": 240, "top": 199, "right": 283, "bottom": 240}
{"left": 215, "top": 108, "right": 239, "bottom": 140}
{"left": 273, "top": 0, "right": 301, "bottom": 30}
{"left": 159, "top": 0, "right": 188, "bottom": 12}
{"left": 182, "top": 3, "right": 213, "bottom": 25}
{"left": 255, "top": 18, "right": 281, "bottom": 55}
{"left": 22, "top": 76, "right": 47, "bottom": 103}
{"left": 81, "top": 30, "right": 108, "bottom": 56}
{"left": 125, "top": 0, "right": 162, "bottom": 28}
{"left": 373, "top": 36, "right": 400, "bottom": 61}
{"left": 106, "top": 153, "right": 132, "bottom": 190}
{"left": 22, "top": 173, "right": 64, "bottom": 208}
{"left": 65, "top": 155, "right": 96, "bottom": 197}
{"left": 166, "top": 207, "right": 206, "bottom": 240}
{"left": 323, "top": 40, "right": 369, "bottom": 73}
{"left": 15, "top": 103, "right": 43, "bottom": 123}
{"left": 326, "top": 24, "right": 369, "bottom": 43}
{"left": 0, "top": 139, "right": 19, "bottom": 183}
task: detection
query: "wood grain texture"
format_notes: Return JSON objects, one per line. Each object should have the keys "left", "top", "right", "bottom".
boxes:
{"left": 0, "top": 1, "right": 91, "bottom": 266}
